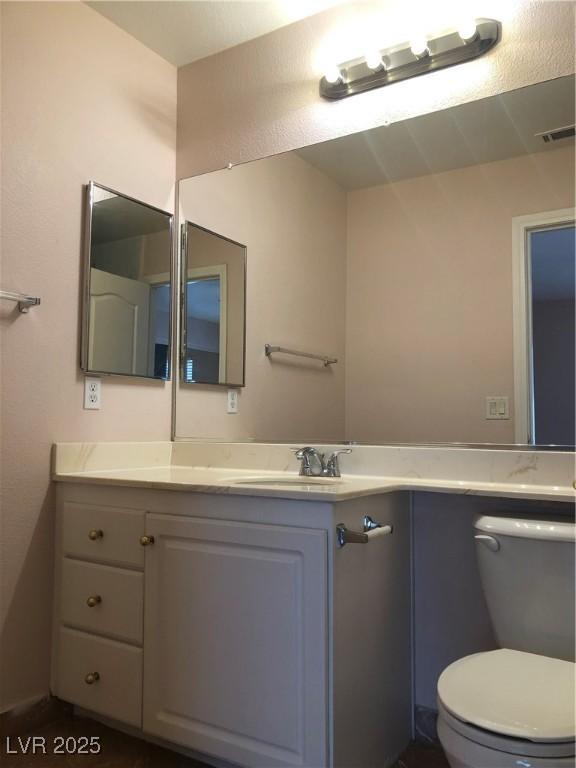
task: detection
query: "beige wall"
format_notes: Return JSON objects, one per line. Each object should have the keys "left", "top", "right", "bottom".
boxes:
{"left": 345, "top": 144, "right": 575, "bottom": 443}
{"left": 0, "top": 2, "right": 176, "bottom": 711}
{"left": 177, "top": 1, "right": 575, "bottom": 179}
{"left": 177, "top": 152, "right": 347, "bottom": 441}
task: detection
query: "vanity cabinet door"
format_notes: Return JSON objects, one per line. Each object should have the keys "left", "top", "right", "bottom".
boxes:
{"left": 142, "top": 514, "right": 328, "bottom": 768}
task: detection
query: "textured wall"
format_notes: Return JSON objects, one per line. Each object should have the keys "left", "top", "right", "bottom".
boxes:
{"left": 177, "top": 0, "right": 575, "bottom": 179}
{"left": 177, "top": 152, "right": 347, "bottom": 441}
{"left": 345, "top": 144, "right": 575, "bottom": 443}
{"left": 0, "top": 2, "right": 176, "bottom": 711}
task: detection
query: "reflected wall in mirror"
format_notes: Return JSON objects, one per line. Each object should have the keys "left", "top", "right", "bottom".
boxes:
{"left": 176, "top": 76, "right": 575, "bottom": 446}
{"left": 181, "top": 222, "right": 246, "bottom": 386}
{"left": 83, "top": 183, "right": 173, "bottom": 380}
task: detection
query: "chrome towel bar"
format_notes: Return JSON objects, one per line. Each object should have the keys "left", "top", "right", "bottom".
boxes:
{"left": 265, "top": 343, "right": 337, "bottom": 367}
{"left": 336, "top": 516, "right": 393, "bottom": 547}
{"left": 0, "top": 290, "right": 41, "bottom": 313}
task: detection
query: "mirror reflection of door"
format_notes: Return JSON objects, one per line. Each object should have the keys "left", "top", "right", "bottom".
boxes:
{"left": 85, "top": 183, "right": 172, "bottom": 379}
{"left": 89, "top": 268, "right": 150, "bottom": 375}
{"left": 182, "top": 222, "right": 246, "bottom": 386}
{"left": 184, "top": 266, "right": 227, "bottom": 384}
{"left": 530, "top": 224, "right": 575, "bottom": 444}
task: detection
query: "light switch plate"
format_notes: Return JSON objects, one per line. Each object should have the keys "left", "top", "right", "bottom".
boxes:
{"left": 485, "top": 396, "right": 509, "bottom": 420}
{"left": 84, "top": 377, "right": 101, "bottom": 410}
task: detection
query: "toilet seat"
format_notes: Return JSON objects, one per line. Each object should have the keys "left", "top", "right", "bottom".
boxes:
{"left": 438, "top": 701, "right": 575, "bottom": 759}
{"left": 438, "top": 649, "right": 576, "bottom": 744}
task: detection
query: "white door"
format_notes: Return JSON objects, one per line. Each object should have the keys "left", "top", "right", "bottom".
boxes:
{"left": 143, "top": 514, "right": 328, "bottom": 768}
{"left": 89, "top": 268, "right": 150, "bottom": 375}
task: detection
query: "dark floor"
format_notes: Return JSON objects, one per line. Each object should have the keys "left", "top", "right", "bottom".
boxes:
{"left": 0, "top": 711, "right": 449, "bottom": 767}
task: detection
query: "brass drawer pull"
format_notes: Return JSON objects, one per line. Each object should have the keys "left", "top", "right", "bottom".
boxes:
{"left": 84, "top": 672, "right": 100, "bottom": 685}
{"left": 140, "top": 535, "right": 155, "bottom": 547}
{"left": 86, "top": 595, "right": 102, "bottom": 608}
{"left": 88, "top": 529, "right": 103, "bottom": 541}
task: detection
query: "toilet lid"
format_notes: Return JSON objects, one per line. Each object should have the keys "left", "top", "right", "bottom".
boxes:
{"left": 438, "top": 649, "right": 576, "bottom": 742}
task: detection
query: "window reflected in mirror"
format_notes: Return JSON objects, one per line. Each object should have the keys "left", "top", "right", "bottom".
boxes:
{"left": 181, "top": 223, "right": 246, "bottom": 387}
{"left": 83, "top": 183, "right": 173, "bottom": 380}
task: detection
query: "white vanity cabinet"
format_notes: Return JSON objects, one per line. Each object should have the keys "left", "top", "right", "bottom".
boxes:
{"left": 143, "top": 514, "right": 328, "bottom": 767}
{"left": 51, "top": 502, "right": 145, "bottom": 727}
{"left": 52, "top": 484, "right": 411, "bottom": 768}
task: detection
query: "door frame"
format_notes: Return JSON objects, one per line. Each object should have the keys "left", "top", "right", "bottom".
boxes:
{"left": 143, "top": 272, "right": 171, "bottom": 377}
{"left": 511, "top": 208, "right": 575, "bottom": 443}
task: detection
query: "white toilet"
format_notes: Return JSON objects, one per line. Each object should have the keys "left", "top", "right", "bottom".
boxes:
{"left": 437, "top": 515, "right": 576, "bottom": 768}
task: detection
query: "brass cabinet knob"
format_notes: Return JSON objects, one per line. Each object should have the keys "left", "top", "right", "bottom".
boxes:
{"left": 88, "top": 529, "right": 103, "bottom": 541}
{"left": 84, "top": 672, "right": 100, "bottom": 685}
{"left": 86, "top": 595, "right": 102, "bottom": 608}
{"left": 140, "top": 535, "right": 155, "bottom": 546}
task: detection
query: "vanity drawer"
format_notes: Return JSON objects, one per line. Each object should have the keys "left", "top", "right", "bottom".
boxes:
{"left": 60, "top": 559, "right": 143, "bottom": 644}
{"left": 55, "top": 627, "right": 142, "bottom": 727}
{"left": 61, "top": 503, "right": 145, "bottom": 568}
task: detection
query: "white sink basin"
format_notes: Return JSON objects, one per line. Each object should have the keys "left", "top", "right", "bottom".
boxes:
{"left": 228, "top": 476, "right": 344, "bottom": 488}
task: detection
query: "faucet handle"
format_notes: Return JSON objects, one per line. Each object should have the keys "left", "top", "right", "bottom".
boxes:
{"left": 291, "top": 447, "right": 325, "bottom": 476}
{"left": 291, "top": 446, "right": 320, "bottom": 458}
{"left": 325, "top": 448, "right": 352, "bottom": 477}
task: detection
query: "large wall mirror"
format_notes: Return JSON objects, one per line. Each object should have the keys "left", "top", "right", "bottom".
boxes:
{"left": 181, "top": 222, "right": 246, "bottom": 386}
{"left": 176, "top": 75, "right": 575, "bottom": 446}
{"left": 82, "top": 182, "right": 173, "bottom": 380}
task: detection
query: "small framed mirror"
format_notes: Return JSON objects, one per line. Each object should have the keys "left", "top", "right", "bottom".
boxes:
{"left": 82, "top": 182, "right": 173, "bottom": 380}
{"left": 181, "top": 221, "right": 246, "bottom": 386}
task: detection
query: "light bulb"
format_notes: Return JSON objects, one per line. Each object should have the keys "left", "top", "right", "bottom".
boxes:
{"left": 410, "top": 36, "right": 429, "bottom": 58}
{"left": 324, "top": 65, "right": 344, "bottom": 85}
{"left": 365, "top": 51, "right": 385, "bottom": 71}
{"left": 458, "top": 20, "right": 478, "bottom": 42}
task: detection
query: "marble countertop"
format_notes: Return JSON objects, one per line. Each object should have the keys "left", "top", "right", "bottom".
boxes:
{"left": 52, "top": 464, "right": 575, "bottom": 503}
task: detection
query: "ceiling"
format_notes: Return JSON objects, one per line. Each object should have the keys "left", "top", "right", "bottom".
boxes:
{"left": 297, "top": 75, "right": 576, "bottom": 189}
{"left": 92, "top": 196, "right": 170, "bottom": 244}
{"left": 87, "top": 0, "right": 347, "bottom": 67}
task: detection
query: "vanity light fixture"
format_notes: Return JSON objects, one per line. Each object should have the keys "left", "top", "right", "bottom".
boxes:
{"left": 324, "top": 65, "right": 345, "bottom": 85}
{"left": 410, "top": 36, "right": 430, "bottom": 59}
{"left": 320, "top": 18, "right": 501, "bottom": 100}
{"left": 457, "top": 20, "right": 479, "bottom": 43}
{"left": 365, "top": 50, "right": 386, "bottom": 72}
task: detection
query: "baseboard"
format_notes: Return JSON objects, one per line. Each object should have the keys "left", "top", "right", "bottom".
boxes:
{"left": 414, "top": 705, "right": 439, "bottom": 744}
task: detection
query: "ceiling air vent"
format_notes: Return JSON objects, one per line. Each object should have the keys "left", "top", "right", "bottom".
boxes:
{"left": 536, "top": 125, "right": 576, "bottom": 143}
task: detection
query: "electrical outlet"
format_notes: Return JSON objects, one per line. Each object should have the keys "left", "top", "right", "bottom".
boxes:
{"left": 84, "top": 377, "right": 101, "bottom": 410}
{"left": 227, "top": 389, "right": 239, "bottom": 414}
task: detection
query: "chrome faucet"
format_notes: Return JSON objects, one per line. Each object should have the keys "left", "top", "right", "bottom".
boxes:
{"left": 325, "top": 449, "right": 352, "bottom": 478}
{"left": 293, "top": 447, "right": 352, "bottom": 478}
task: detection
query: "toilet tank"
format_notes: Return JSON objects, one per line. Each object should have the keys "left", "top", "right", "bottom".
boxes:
{"left": 474, "top": 515, "right": 575, "bottom": 662}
